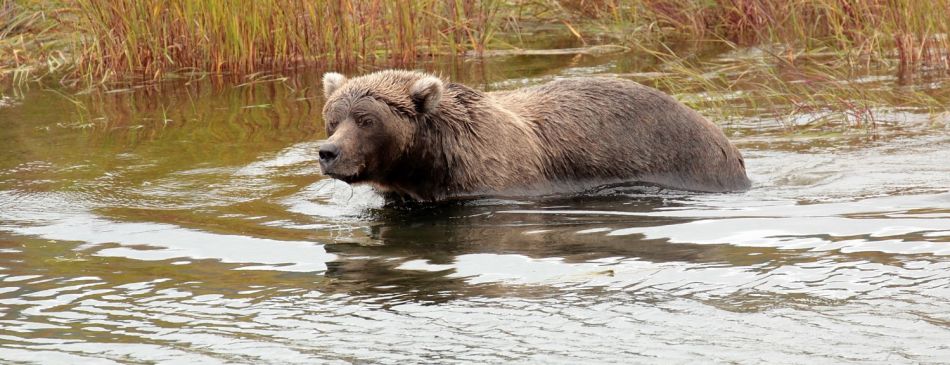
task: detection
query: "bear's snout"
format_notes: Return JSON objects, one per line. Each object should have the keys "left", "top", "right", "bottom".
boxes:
{"left": 318, "top": 143, "right": 341, "bottom": 168}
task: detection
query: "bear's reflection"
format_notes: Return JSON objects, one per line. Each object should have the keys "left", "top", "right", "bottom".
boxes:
{"left": 319, "top": 188, "right": 814, "bottom": 302}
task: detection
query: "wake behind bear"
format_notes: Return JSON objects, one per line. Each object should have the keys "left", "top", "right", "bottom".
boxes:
{"left": 318, "top": 70, "right": 750, "bottom": 202}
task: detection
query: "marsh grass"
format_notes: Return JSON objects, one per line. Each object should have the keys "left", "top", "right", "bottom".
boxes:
{"left": 0, "top": 0, "right": 71, "bottom": 86}
{"left": 533, "top": 0, "right": 950, "bottom": 129}
{"left": 5, "top": 1, "right": 949, "bottom": 84}
{"left": 3, "top": 0, "right": 949, "bottom": 133}
{"left": 72, "top": 0, "right": 501, "bottom": 84}
{"left": 551, "top": 0, "right": 950, "bottom": 72}
{"left": 634, "top": 43, "right": 949, "bottom": 134}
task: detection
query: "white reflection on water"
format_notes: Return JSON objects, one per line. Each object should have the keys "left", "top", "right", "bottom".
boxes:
{"left": 2, "top": 266, "right": 947, "bottom": 363}
{"left": 608, "top": 215, "right": 950, "bottom": 254}
{"left": 397, "top": 252, "right": 950, "bottom": 300}
{"left": 0, "top": 192, "right": 335, "bottom": 272}
{"left": 497, "top": 193, "right": 950, "bottom": 255}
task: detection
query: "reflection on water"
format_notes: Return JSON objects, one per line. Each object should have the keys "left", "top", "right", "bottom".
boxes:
{"left": 1, "top": 48, "right": 950, "bottom": 363}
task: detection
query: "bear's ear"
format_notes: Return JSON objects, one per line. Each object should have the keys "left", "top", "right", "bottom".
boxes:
{"left": 409, "top": 76, "right": 443, "bottom": 114}
{"left": 323, "top": 72, "right": 347, "bottom": 98}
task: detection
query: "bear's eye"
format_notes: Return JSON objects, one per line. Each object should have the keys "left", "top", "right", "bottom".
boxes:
{"left": 356, "top": 116, "right": 376, "bottom": 127}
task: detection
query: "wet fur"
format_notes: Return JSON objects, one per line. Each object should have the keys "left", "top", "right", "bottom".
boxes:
{"left": 321, "top": 70, "right": 750, "bottom": 201}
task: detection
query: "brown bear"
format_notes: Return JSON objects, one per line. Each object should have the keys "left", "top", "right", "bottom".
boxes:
{"left": 319, "top": 70, "right": 750, "bottom": 201}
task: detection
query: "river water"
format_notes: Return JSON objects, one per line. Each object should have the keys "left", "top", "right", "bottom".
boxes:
{"left": 1, "top": 45, "right": 949, "bottom": 364}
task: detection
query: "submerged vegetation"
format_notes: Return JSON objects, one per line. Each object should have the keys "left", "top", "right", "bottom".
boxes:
{"left": 1, "top": 0, "right": 949, "bottom": 129}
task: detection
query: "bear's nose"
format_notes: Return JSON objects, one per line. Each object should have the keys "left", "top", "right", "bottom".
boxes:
{"left": 319, "top": 144, "right": 340, "bottom": 164}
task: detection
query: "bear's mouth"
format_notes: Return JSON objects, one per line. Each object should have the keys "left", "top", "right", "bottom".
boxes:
{"left": 327, "top": 171, "right": 368, "bottom": 184}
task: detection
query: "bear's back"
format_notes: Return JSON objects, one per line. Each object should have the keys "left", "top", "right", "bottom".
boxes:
{"left": 489, "top": 78, "right": 750, "bottom": 192}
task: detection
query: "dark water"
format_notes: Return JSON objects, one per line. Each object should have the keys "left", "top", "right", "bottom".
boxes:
{"left": 1, "top": 45, "right": 949, "bottom": 364}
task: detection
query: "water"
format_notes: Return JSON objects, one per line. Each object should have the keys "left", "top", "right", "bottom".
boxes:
{"left": 1, "top": 45, "right": 949, "bottom": 364}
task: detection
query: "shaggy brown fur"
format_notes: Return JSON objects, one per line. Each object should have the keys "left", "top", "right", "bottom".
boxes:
{"left": 319, "top": 70, "right": 750, "bottom": 201}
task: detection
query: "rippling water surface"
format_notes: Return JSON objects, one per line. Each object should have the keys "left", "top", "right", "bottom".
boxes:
{"left": 1, "top": 45, "right": 949, "bottom": 363}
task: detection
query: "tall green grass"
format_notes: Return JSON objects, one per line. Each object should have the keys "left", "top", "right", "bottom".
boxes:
{"left": 73, "top": 0, "right": 501, "bottom": 83}
{"left": 1, "top": 0, "right": 70, "bottom": 85}
{"left": 4, "top": 0, "right": 949, "bottom": 88}
{"left": 528, "top": 0, "right": 949, "bottom": 129}
{"left": 553, "top": 0, "right": 950, "bottom": 72}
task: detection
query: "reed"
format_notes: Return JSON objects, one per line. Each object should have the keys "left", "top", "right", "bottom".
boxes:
{"left": 72, "top": 0, "right": 501, "bottom": 84}
{"left": 534, "top": 0, "right": 949, "bottom": 129}
{"left": 0, "top": 0, "right": 71, "bottom": 85}
{"left": 5, "top": 0, "right": 948, "bottom": 89}
{"left": 554, "top": 0, "right": 950, "bottom": 72}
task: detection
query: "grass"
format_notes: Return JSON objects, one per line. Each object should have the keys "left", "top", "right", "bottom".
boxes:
{"left": 640, "top": 45, "right": 947, "bottom": 132}
{"left": 551, "top": 0, "right": 950, "bottom": 72}
{"left": 71, "top": 0, "right": 501, "bottom": 85}
{"left": 1, "top": 0, "right": 947, "bottom": 83}
{"left": 0, "top": 0, "right": 71, "bottom": 86}
{"left": 535, "top": 0, "right": 950, "bottom": 129}
{"left": 1, "top": 0, "right": 948, "bottom": 131}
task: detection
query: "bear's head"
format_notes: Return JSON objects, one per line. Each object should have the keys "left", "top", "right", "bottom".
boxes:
{"left": 318, "top": 70, "right": 444, "bottom": 186}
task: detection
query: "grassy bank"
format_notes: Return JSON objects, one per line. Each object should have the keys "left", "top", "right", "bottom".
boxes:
{"left": 2, "top": 0, "right": 502, "bottom": 85}
{"left": 72, "top": 0, "right": 501, "bottom": 84}
{"left": 2, "top": 0, "right": 948, "bottom": 84}
{"left": 557, "top": 0, "right": 949, "bottom": 71}
{"left": 2, "top": 0, "right": 949, "bottom": 129}
{"left": 0, "top": 0, "right": 71, "bottom": 85}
